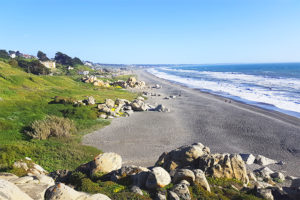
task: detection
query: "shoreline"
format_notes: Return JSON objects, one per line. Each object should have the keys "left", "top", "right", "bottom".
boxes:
{"left": 83, "top": 69, "right": 300, "bottom": 176}
{"left": 144, "top": 70, "right": 300, "bottom": 127}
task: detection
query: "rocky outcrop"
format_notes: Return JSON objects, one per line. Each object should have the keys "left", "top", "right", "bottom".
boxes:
{"left": 198, "top": 153, "right": 249, "bottom": 184}
{"left": 0, "top": 179, "right": 33, "bottom": 200}
{"left": 13, "top": 158, "right": 47, "bottom": 176}
{"left": 45, "top": 183, "right": 111, "bottom": 200}
{"left": 155, "top": 143, "right": 210, "bottom": 171}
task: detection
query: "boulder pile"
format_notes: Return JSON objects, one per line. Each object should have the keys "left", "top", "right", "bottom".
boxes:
{"left": 1, "top": 143, "right": 299, "bottom": 200}
{"left": 97, "top": 97, "right": 169, "bottom": 119}
{"left": 82, "top": 76, "right": 146, "bottom": 89}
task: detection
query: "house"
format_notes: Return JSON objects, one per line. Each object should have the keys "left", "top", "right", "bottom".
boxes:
{"left": 68, "top": 66, "right": 74, "bottom": 70}
{"left": 40, "top": 60, "right": 56, "bottom": 69}
{"left": 78, "top": 71, "right": 89, "bottom": 75}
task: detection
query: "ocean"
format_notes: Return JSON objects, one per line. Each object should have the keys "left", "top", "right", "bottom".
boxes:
{"left": 147, "top": 63, "right": 300, "bottom": 118}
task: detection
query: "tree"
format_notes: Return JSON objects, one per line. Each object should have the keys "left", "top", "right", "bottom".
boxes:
{"left": 72, "top": 57, "right": 83, "bottom": 66}
{"left": 54, "top": 52, "right": 73, "bottom": 66}
{"left": 37, "top": 51, "right": 49, "bottom": 61}
{"left": 0, "top": 50, "right": 9, "bottom": 59}
{"left": 18, "top": 60, "right": 50, "bottom": 75}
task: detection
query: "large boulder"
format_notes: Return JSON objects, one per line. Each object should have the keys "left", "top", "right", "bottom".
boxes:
{"left": 131, "top": 99, "right": 147, "bottom": 111}
{"left": 155, "top": 143, "right": 210, "bottom": 171}
{"left": 198, "top": 153, "right": 249, "bottom": 184}
{"left": 173, "top": 169, "right": 195, "bottom": 184}
{"left": 145, "top": 167, "right": 171, "bottom": 189}
{"left": 0, "top": 179, "right": 33, "bottom": 200}
{"left": 127, "top": 77, "right": 137, "bottom": 87}
{"left": 255, "top": 155, "right": 277, "bottom": 166}
{"left": 91, "top": 152, "right": 122, "bottom": 174}
{"left": 110, "top": 165, "right": 149, "bottom": 182}
{"left": 45, "top": 183, "right": 111, "bottom": 200}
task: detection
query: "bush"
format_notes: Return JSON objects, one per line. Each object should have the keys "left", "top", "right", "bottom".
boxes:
{"left": 18, "top": 59, "right": 50, "bottom": 75}
{"left": 62, "top": 106, "right": 97, "bottom": 120}
{"left": 26, "top": 115, "right": 76, "bottom": 140}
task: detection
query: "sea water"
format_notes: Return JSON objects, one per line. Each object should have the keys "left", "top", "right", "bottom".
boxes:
{"left": 147, "top": 63, "right": 300, "bottom": 118}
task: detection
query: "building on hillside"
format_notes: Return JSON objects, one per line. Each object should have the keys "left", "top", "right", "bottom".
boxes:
{"left": 22, "top": 54, "right": 36, "bottom": 59}
{"left": 78, "top": 71, "right": 89, "bottom": 75}
{"left": 68, "top": 66, "right": 74, "bottom": 70}
{"left": 40, "top": 60, "right": 56, "bottom": 69}
{"left": 9, "top": 53, "right": 16, "bottom": 58}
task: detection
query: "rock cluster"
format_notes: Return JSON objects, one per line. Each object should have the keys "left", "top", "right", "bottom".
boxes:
{"left": 82, "top": 76, "right": 110, "bottom": 87}
{"left": 97, "top": 97, "right": 169, "bottom": 119}
{"left": 1, "top": 143, "right": 299, "bottom": 200}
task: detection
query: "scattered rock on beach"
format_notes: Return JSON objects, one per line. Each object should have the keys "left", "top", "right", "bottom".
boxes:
{"left": 240, "top": 153, "right": 256, "bottom": 165}
{"left": 255, "top": 155, "right": 277, "bottom": 166}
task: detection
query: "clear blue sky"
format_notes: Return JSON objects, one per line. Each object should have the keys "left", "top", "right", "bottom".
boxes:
{"left": 1, "top": 0, "right": 300, "bottom": 64}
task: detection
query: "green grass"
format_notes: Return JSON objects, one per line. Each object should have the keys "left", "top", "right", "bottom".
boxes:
{"left": 0, "top": 61, "right": 137, "bottom": 172}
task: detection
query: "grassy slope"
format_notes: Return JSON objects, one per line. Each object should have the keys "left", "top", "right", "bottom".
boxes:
{"left": 0, "top": 61, "right": 137, "bottom": 172}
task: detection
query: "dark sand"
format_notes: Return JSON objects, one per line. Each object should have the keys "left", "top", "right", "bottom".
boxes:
{"left": 83, "top": 70, "right": 300, "bottom": 176}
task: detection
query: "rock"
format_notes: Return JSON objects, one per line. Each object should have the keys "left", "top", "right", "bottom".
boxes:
{"left": 256, "top": 188, "right": 274, "bottom": 200}
{"left": 271, "top": 172, "right": 285, "bottom": 182}
{"left": 45, "top": 183, "right": 111, "bottom": 200}
{"left": 137, "top": 96, "right": 145, "bottom": 101}
{"left": 131, "top": 99, "right": 147, "bottom": 111}
{"left": 99, "top": 114, "right": 107, "bottom": 119}
{"left": 15, "top": 175, "right": 55, "bottom": 200}
{"left": 155, "top": 104, "right": 170, "bottom": 112}
{"left": 193, "top": 169, "right": 211, "bottom": 192}
{"left": 153, "top": 84, "right": 161, "bottom": 89}
{"left": 115, "top": 98, "right": 130, "bottom": 107}
{"left": 198, "top": 153, "right": 249, "bottom": 184}
{"left": 173, "top": 169, "right": 195, "bottom": 184}
{"left": 87, "top": 96, "right": 95, "bottom": 105}
{"left": 179, "top": 180, "right": 190, "bottom": 186}
{"left": 156, "top": 191, "right": 167, "bottom": 200}
{"left": 170, "top": 95, "right": 176, "bottom": 99}
{"left": 127, "top": 77, "right": 137, "bottom": 87}
{"left": 146, "top": 167, "right": 171, "bottom": 189}
{"left": 111, "top": 80, "right": 127, "bottom": 88}
{"left": 13, "top": 159, "right": 47, "bottom": 175}
{"left": 168, "top": 191, "right": 180, "bottom": 200}
{"left": 254, "top": 167, "right": 274, "bottom": 180}
{"left": 110, "top": 165, "right": 149, "bottom": 182}
{"left": 240, "top": 153, "right": 256, "bottom": 165}
{"left": 49, "top": 169, "right": 71, "bottom": 183}
{"left": 0, "top": 179, "right": 33, "bottom": 200}
{"left": 133, "top": 171, "right": 150, "bottom": 188}
{"left": 91, "top": 152, "right": 122, "bottom": 174}
{"left": 254, "top": 181, "right": 273, "bottom": 189}
{"left": 12, "top": 176, "right": 34, "bottom": 184}
{"left": 0, "top": 172, "right": 18, "bottom": 181}
{"left": 171, "top": 183, "right": 191, "bottom": 200}
{"left": 156, "top": 143, "right": 210, "bottom": 171}
{"left": 123, "top": 105, "right": 132, "bottom": 111}
{"left": 105, "top": 99, "right": 115, "bottom": 108}
{"left": 255, "top": 155, "right": 277, "bottom": 166}
{"left": 125, "top": 110, "right": 134, "bottom": 116}
{"left": 248, "top": 171, "right": 257, "bottom": 181}
{"left": 130, "top": 186, "right": 143, "bottom": 196}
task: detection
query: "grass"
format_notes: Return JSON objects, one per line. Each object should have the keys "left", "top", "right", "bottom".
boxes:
{"left": 0, "top": 60, "right": 137, "bottom": 172}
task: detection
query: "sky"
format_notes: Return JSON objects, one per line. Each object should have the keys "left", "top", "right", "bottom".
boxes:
{"left": 1, "top": 0, "right": 300, "bottom": 64}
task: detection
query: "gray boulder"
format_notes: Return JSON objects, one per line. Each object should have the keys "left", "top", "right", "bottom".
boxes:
{"left": 146, "top": 167, "right": 171, "bottom": 189}
{"left": 255, "top": 155, "right": 277, "bottom": 166}
{"left": 173, "top": 169, "right": 195, "bottom": 184}
{"left": 0, "top": 179, "right": 33, "bottom": 200}
{"left": 193, "top": 169, "right": 211, "bottom": 192}
{"left": 91, "top": 152, "right": 122, "bottom": 174}
{"left": 240, "top": 153, "right": 256, "bottom": 165}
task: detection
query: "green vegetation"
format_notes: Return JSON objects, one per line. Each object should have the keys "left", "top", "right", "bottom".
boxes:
{"left": 0, "top": 60, "right": 137, "bottom": 172}
{"left": 68, "top": 172, "right": 151, "bottom": 200}
{"left": 37, "top": 50, "right": 49, "bottom": 61}
{"left": 187, "top": 177, "right": 264, "bottom": 200}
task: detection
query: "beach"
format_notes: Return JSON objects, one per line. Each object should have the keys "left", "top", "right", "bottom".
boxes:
{"left": 83, "top": 69, "right": 300, "bottom": 176}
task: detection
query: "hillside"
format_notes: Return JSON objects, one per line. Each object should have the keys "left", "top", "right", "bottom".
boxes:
{"left": 0, "top": 61, "right": 137, "bottom": 172}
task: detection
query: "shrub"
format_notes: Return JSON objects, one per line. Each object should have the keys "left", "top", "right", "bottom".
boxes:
{"left": 26, "top": 115, "right": 76, "bottom": 140}
{"left": 18, "top": 59, "right": 50, "bottom": 75}
{"left": 62, "top": 106, "right": 97, "bottom": 120}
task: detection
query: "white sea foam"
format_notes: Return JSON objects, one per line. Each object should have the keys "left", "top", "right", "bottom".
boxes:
{"left": 160, "top": 68, "right": 300, "bottom": 90}
{"left": 147, "top": 68, "right": 300, "bottom": 115}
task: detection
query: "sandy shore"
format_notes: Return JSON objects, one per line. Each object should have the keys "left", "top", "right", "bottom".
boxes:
{"left": 83, "top": 69, "right": 300, "bottom": 176}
